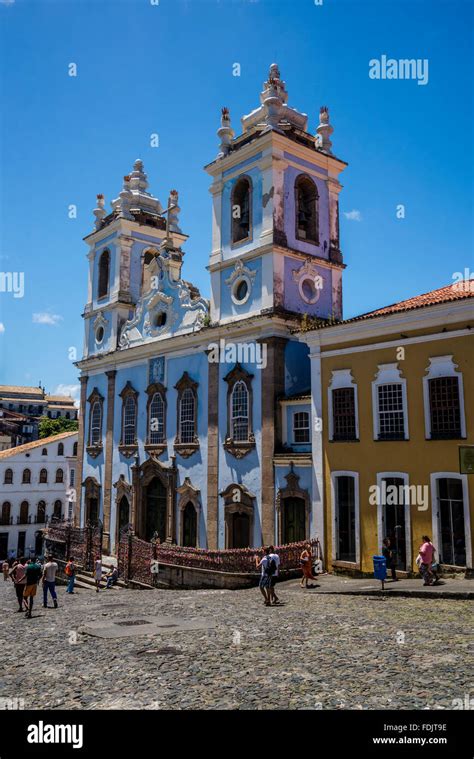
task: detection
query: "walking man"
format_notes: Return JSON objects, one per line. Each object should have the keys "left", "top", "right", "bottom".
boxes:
{"left": 9, "top": 557, "right": 27, "bottom": 612}
{"left": 268, "top": 545, "right": 281, "bottom": 604}
{"left": 42, "top": 555, "right": 58, "bottom": 609}
{"left": 23, "top": 557, "right": 42, "bottom": 619}
{"left": 255, "top": 547, "right": 278, "bottom": 606}
{"left": 2, "top": 559, "right": 9, "bottom": 581}
{"left": 65, "top": 556, "right": 76, "bottom": 594}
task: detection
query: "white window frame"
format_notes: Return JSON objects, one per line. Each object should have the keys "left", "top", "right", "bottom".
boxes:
{"left": 330, "top": 471, "right": 360, "bottom": 565}
{"left": 375, "top": 472, "right": 412, "bottom": 570}
{"left": 328, "top": 369, "right": 359, "bottom": 441}
{"left": 423, "top": 356, "right": 466, "bottom": 439}
{"left": 372, "top": 363, "right": 409, "bottom": 441}
{"left": 292, "top": 410, "right": 310, "bottom": 444}
{"left": 230, "top": 380, "right": 249, "bottom": 442}
{"left": 430, "top": 472, "right": 471, "bottom": 568}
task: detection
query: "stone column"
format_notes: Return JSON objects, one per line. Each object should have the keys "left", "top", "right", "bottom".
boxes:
{"left": 75, "top": 375, "right": 89, "bottom": 526}
{"left": 102, "top": 370, "right": 116, "bottom": 553}
{"left": 308, "top": 339, "right": 326, "bottom": 566}
{"left": 206, "top": 358, "right": 219, "bottom": 549}
{"left": 259, "top": 336, "right": 288, "bottom": 545}
{"left": 166, "top": 458, "right": 177, "bottom": 544}
{"left": 131, "top": 461, "right": 139, "bottom": 535}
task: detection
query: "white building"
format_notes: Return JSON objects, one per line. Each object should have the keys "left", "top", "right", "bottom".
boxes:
{"left": 0, "top": 431, "right": 78, "bottom": 559}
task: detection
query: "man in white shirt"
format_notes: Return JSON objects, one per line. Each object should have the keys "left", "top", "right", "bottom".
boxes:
{"left": 268, "top": 546, "right": 281, "bottom": 605}
{"left": 42, "top": 555, "right": 58, "bottom": 609}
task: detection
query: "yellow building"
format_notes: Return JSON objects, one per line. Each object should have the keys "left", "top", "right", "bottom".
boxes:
{"left": 301, "top": 281, "right": 473, "bottom": 577}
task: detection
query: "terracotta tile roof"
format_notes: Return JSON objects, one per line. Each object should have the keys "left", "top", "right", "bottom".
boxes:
{"left": 355, "top": 280, "right": 474, "bottom": 320}
{"left": 0, "top": 430, "right": 77, "bottom": 460}
{"left": 45, "top": 395, "right": 75, "bottom": 403}
{"left": 308, "top": 280, "right": 474, "bottom": 331}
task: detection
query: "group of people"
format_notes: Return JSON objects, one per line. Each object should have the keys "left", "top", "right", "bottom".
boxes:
{"left": 256, "top": 542, "right": 321, "bottom": 606}
{"left": 382, "top": 534, "right": 440, "bottom": 585}
{"left": 2, "top": 552, "right": 120, "bottom": 618}
{"left": 4, "top": 555, "right": 59, "bottom": 618}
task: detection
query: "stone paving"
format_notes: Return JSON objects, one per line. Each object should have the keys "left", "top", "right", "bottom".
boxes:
{"left": 0, "top": 576, "right": 472, "bottom": 710}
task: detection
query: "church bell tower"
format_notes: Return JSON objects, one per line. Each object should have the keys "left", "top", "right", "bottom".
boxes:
{"left": 205, "top": 64, "right": 347, "bottom": 326}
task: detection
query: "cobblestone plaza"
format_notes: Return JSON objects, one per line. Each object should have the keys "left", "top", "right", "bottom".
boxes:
{"left": 1, "top": 579, "right": 471, "bottom": 711}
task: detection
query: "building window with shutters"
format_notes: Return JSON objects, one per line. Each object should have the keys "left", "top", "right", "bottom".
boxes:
{"left": 423, "top": 356, "right": 466, "bottom": 440}
{"left": 328, "top": 369, "right": 359, "bottom": 442}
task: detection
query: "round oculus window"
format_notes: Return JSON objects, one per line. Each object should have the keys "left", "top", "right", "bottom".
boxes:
{"left": 232, "top": 277, "right": 250, "bottom": 304}
{"left": 299, "top": 276, "right": 321, "bottom": 305}
{"left": 95, "top": 326, "right": 104, "bottom": 344}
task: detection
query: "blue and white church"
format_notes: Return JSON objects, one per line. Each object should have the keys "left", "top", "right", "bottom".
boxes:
{"left": 76, "top": 64, "right": 347, "bottom": 555}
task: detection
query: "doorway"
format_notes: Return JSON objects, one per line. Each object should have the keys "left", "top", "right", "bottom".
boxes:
{"left": 438, "top": 478, "right": 466, "bottom": 566}
{"left": 282, "top": 497, "right": 306, "bottom": 544}
{"left": 118, "top": 496, "right": 130, "bottom": 535}
{"left": 0, "top": 533, "right": 8, "bottom": 559}
{"left": 145, "top": 477, "right": 167, "bottom": 542}
{"left": 182, "top": 501, "right": 197, "bottom": 547}
{"left": 230, "top": 512, "right": 250, "bottom": 549}
{"left": 381, "top": 477, "right": 407, "bottom": 570}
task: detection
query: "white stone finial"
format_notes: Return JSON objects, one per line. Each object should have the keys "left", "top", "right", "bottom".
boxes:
{"left": 316, "top": 106, "right": 334, "bottom": 154}
{"left": 93, "top": 194, "right": 106, "bottom": 230}
{"left": 167, "top": 189, "right": 182, "bottom": 234}
{"left": 217, "top": 107, "right": 235, "bottom": 158}
{"left": 117, "top": 175, "right": 134, "bottom": 219}
{"left": 259, "top": 62, "right": 289, "bottom": 130}
{"left": 129, "top": 158, "right": 149, "bottom": 193}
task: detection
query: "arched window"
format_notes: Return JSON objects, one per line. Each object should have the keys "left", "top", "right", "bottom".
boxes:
{"left": 53, "top": 500, "right": 62, "bottom": 521}
{"left": 231, "top": 176, "right": 252, "bottom": 244}
{"left": 174, "top": 373, "right": 199, "bottom": 457}
{"left": 223, "top": 364, "right": 255, "bottom": 457}
{"left": 37, "top": 501, "right": 46, "bottom": 523}
{"left": 231, "top": 381, "right": 249, "bottom": 442}
{"left": 39, "top": 468, "right": 48, "bottom": 484}
{"left": 1, "top": 502, "right": 11, "bottom": 525}
{"left": 58, "top": 442, "right": 64, "bottom": 456}
{"left": 20, "top": 501, "right": 29, "bottom": 524}
{"left": 119, "top": 383, "right": 138, "bottom": 449}
{"left": 90, "top": 400, "right": 102, "bottom": 446}
{"left": 98, "top": 249, "right": 110, "bottom": 299}
{"left": 295, "top": 174, "right": 319, "bottom": 244}
{"left": 73, "top": 441, "right": 78, "bottom": 456}
{"left": 148, "top": 390, "right": 165, "bottom": 445}
{"left": 4, "top": 468, "right": 13, "bottom": 484}
{"left": 55, "top": 468, "right": 64, "bottom": 483}
{"left": 22, "top": 468, "right": 31, "bottom": 484}
{"left": 42, "top": 448, "right": 48, "bottom": 455}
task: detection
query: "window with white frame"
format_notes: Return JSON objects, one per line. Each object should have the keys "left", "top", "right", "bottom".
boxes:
{"left": 372, "top": 364, "right": 408, "bottom": 441}
{"left": 123, "top": 395, "right": 137, "bottom": 445}
{"left": 423, "top": 356, "right": 466, "bottom": 440}
{"left": 293, "top": 411, "right": 310, "bottom": 443}
{"left": 69, "top": 468, "right": 75, "bottom": 487}
{"left": 328, "top": 369, "right": 359, "bottom": 442}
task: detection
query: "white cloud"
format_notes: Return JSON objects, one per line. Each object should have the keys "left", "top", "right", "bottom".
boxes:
{"left": 344, "top": 209, "right": 362, "bottom": 222}
{"left": 54, "top": 383, "right": 80, "bottom": 405}
{"left": 0, "top": 322, "right": 5, "bottom": 333}
{"left": 32, "top": 312, "right": 63, "bottom": 326}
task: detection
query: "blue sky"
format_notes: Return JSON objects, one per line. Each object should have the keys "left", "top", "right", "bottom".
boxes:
{"left": 0, "top": 0, "right": 472, "bottom": 401}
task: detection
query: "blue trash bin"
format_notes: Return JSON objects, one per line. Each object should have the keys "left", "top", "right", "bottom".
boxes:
{"left": 373, "top": 555, "right": 387, "bottom": 581}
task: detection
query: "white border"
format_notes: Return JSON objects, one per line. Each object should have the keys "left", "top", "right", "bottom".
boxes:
{"left": 429, "top": 472, "right": 471, "bottom": 568}
{"left": 371, "top": 363, "right": 409, "bottom": 441}
{"left": 328, "top": 369, "right": 359, "bottom": 441}
{"left": 330, "top": 470, "right": 360, "bottom": 565}
{"left": 375, "top": 471, "right": 412, "bottom": 570}
{"left": 422, "top": 356, "right": 466, "bottom": 439}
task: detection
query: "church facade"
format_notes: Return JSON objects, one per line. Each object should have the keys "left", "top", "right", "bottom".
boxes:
{"left": 76, "top": 64, "right": 344, "bottom": 557}
{"left": 75, "top": 64, "right": 473, "bottom": 575}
